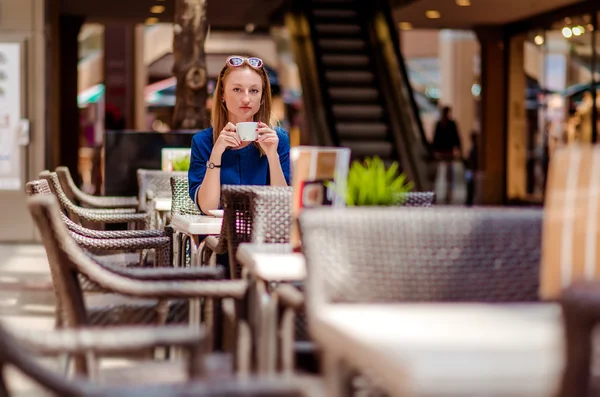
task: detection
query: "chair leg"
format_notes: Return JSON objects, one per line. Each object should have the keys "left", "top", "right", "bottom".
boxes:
{"left": 323, "top": 352, "right": 353, "bottom": 397}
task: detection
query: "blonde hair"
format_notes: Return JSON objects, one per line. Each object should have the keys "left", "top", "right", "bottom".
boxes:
{"left": 211, "top": 59, "right": 277, "bottom": 150}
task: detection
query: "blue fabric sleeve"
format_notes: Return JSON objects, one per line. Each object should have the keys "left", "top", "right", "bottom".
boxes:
{"left": 276, "top": 127, "right": 292, "bottom": 186}
{"left": 188, "top": 129, "right": 212, "bottom": 205}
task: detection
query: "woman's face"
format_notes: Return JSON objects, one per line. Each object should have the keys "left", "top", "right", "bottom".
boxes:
{"left": 223, "top": 67, "right": 263, "bottom": 122}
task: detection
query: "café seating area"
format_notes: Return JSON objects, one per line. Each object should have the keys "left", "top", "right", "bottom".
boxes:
{"left": 3, "top": 144, "right": 600, "bottom": 397}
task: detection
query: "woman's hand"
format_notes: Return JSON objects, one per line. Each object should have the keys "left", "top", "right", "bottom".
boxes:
{"left": 214, "top": 122, "right": 241, "bottom": 155}
{"left": 256, "top": 122, "right": 279, "bottom": 158}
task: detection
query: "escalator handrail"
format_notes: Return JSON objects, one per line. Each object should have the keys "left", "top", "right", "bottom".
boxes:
{"left": 377, "top": 0, "right": 431, "bottom": 155}
{"left": 362, "top": 0, "right": 432, "bottom": 190}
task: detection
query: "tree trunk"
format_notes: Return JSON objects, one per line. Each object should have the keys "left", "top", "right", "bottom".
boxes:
{"left": 172, "top": 0, "right": 209, "bottom": 130}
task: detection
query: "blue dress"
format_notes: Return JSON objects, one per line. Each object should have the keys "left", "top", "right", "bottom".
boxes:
{"left": 188, "top": 126, "right": 291, "bottom": 208}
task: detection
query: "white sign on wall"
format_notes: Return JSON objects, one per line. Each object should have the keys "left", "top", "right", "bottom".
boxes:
{"left": 0, "top": 43, "right": 22, "bottom": 191}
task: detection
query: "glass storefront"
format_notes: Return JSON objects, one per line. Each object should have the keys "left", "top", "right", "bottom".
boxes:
{"left": 523, "top": 13, "right": 599, "bottom": 199}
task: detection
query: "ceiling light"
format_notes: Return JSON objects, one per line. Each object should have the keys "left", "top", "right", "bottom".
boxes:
{"left": 425, "top": 10, "right": 441, "bottom": 19}
{"left": 534, "top": 35, "right": 544, "bottom": 45}
{"left": 562, "top": 27, "right": 572, "bottom": 38}
{"left": 456, "top": 0, "right": 471, "bottom": 6}
{"left": 145, "top": 17, "right": 159, "bottom": 25}
{"left": 572, "top": 26, "right": 584, "bottom": 36}
{"left": 398, "top": 22, "right": 412, "bottom": 30}
{"left": 587, "top": 24, "right": 594, "bottom": 31}
{"left": 150, "top": 5, "right": 165, "bottom": 13}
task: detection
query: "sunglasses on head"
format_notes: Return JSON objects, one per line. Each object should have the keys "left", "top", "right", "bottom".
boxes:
{"left": 226, "top": 56, "right": 264, "bottom": 69}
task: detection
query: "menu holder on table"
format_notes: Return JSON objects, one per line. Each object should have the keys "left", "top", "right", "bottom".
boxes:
{"left": 290, "top": 146, "right": 351, "bottom": 250}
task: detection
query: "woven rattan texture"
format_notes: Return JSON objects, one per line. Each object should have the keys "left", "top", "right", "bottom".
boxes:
{"left": 40, "top": 171, "right": 149, "bottom": 228}
{"left": 56, "top": 166, "right": 139, "bottom": 209}
{"left": 300, "top": 206, "right": 543, "bottom": 304}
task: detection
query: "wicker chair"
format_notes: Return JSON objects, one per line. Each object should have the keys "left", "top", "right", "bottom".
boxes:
{"left": 26, "top": 179, "right": 172, "bottom": 269}
{"left": 300, "top": 206, "right": 542, "bottom": 306}
{"left": 169, "top": 176, "right": 218, "bottom": 268}
{"left": 41, "top": 170, "right": 150, "bottom": 230}
{"left": 0, "top": 323, "right": 318, "bottom": 396}
{"left": 56, "top": 166, "right": 139, "bottom": 209}
{"left": 297, "top": 206, "right": 543, "bottom": 391}
{"left": 221, "top": 185, "right": 292, "bottom": 279}
{"left": 26, "top": 194, "right": 252, "bottom": 376}
{"left": 138, "top": 169, "right": 186, "bottom": 229}
{"left": 401, "top": 191, "right": 436, "bottom": 207}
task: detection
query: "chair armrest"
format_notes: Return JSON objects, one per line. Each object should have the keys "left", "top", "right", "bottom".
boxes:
{"left": 17, "top": 325, "right": 205, "bottom": 356}
{"left": 73, "top": 234, "right": 170, "bottom": 252}
{"left": 70, "top": 205, "right": 149, "bottom": 225}
{"left": 205, "top": 235, "right": 220, "bottom": 251}
{"left": 76, "top": 228, "right": 166, "bottom": 239}
{"left": 558, "top": 281, "right": 600, "bottom": 397}
{"left": 94, "top": 375, "right": 324, "bottom": 397}
{"left": 81, "top": 195, "right": 139, "bottom": 209}
{"left": 81, "top": 207, "right": 138, "bottom": 214}
{"left": 274, "top": 283, "right": 305, "bottom": 311}
{"left": 104, "top": 264, "right": 226, "bottom": 281}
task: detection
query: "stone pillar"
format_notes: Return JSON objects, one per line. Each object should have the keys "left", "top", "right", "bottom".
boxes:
{"left": 439, "top": 30, "right": 478, "bottom": 156}
{"left": 0, "top": 0, "right": 48, "bottom": 241}
{"left": 476, "top": 28, "right": 508, "bottom": 205}
{"left": 506, "top": 34, "right": 528, "bottom": 200}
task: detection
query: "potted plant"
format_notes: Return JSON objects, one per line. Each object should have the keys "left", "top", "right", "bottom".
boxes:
{"left": 331, "top": 156, "right": 414, "bottom": 206}
{"left": 171, "top": 155, "right": 191, "bottom": 172}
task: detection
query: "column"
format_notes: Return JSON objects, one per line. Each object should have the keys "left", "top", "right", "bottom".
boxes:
{"left": 506, "top": 34, "right": 528, "bottom": 200}
{"left": 133, "top": 25, "right": 147, "bottom": 131}
{"left": 476, "top": 28, "right": 508, "bottom": 205}
{"left": 439, "top": 30, "right": 478, "bottom": 157}
{"left": 0, "top": 0, "right": 48, "bottom": 241}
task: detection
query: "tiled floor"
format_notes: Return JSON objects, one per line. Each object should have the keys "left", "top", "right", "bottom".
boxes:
{"left": 0, "top": 243, "right": 57, "bottom": 395}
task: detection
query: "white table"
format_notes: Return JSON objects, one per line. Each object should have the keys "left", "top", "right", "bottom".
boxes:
{"left": 313, "top": 303, "right": 564, "bottom": 397}
{"left": 152, "top": 198, "right": 172, "bottom": 228}
{"left": 170, "top": 214, "right": 222, "bottom": 236}
{"left": 170, "top": 214, "right": 222, "bottom": 268}
{"left": 153, "top": 198, "right": 172, "bottom": 212}
{"left": 236, "top": 244, "right": 306, "bottom": 281}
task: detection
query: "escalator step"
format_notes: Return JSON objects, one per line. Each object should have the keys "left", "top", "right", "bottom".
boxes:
{"left": 315, "top": 24, "right": 362, "bottom": 37}
{"left": 329, "top": 87, "right": 379, "bottom": 102}
{"left": 313, "top": 9, "right": 357, "bottom": 19}
{"left": 322, "top": 54, "right": 370, "bottom": 68}
{"left": 326, "top": 71, "right": 374, "bottom": 85}
{"left": 333, "top": 104, "right": 384, "bottom": 120}
{"left": 336, "top": 122, "right": 388, "bottom": 139}
{"left": 341, "top": 140, "right": 395, "bottom": 159}
{"left": 318, "top": 39, "right": 366, "bottom": 52}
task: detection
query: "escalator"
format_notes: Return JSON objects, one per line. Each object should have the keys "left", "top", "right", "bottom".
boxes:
{"left": 286, "top": 0, "right": 432, "bottom": 190}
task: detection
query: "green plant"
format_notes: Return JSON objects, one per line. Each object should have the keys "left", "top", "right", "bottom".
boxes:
{"left": 172, "top": 155, "right": 191, "bottom": 171}
{"left": 332, "top": 156, "right": 414, "bottom": 206}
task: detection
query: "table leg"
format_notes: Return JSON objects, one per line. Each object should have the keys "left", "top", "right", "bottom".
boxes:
{"left": 254, "top": 279, "right": 277, "bottom": 374}
{"left": 324, "top": 352, "right": 353, "bottom": 397}
{"left": 188, "top": 235, "right": 205, "bottom": 328}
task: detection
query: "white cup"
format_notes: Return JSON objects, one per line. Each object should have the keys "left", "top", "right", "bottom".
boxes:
{"left": 236, "top": 122, "right": 258, "bottom": 141}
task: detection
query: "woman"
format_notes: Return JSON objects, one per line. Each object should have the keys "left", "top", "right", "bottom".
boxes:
{"left": 188, "top": 56, "right": 291, "bottom": 213}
